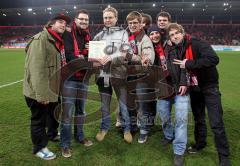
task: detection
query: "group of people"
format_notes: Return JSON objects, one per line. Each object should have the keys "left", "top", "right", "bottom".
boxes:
{"left": 23, "top": 6, "right": 230, "bottom": 166}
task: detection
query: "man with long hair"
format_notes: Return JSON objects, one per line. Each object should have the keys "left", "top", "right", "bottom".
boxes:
{"left": 23, "top": 13, "right": 71, "bottom": 160}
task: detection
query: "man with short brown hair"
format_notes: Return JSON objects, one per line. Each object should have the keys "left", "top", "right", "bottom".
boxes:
{"left": 170, "top": 23, "right": 230, "bottom": 166}
{"left": 156, "top": 11, "right": 171, "bottom": 44}
{"left": 126, "top": 11, "right": 155, "bottom": 144}
{"left": 60, "top": 9, "right": 92, "bottom": 158}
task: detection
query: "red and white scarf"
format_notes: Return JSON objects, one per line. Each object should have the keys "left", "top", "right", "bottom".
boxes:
{"left": 185, "top": 34, "right": 198, "bottom": 86}
{"left": 71, "top": 22, "right": 91, "bottom": 77}
{"left": 71, "top": 22, "right": 90, "bottom": 57}
{"left": 155, "top": 43, "right": 169, "bottom": 77}
{"left": 128, "top": 31, "right": 141, "bottom": 55}
{"left": 47, "top": 28, "right": 66, "bottom": 66}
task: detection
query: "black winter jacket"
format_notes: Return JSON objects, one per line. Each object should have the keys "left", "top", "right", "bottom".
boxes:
{"left": 62, "top": 30, "right": 89, "bottom": 81}
{"left": 164, "top": 42, "right": 188, "bottom": 93}
{"left": 185, "top": 37, "right": 219, "bottom": 89}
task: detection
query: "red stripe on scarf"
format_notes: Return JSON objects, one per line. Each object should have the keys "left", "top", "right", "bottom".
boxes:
{"left": 47, "top": 28, "right": 66, "bottom": 66}
{"left": 155, "top": 43, "right": 169, "bottom": 77}
{"left": 155, "top": 43, "right": 165, "bottom": 57}
{"left": 185, "top": 34, "right": 193, "bottom": 60}
{"left": 71, "top": 22, "right": 91, "bottom": 78}
{"left": 71, "top": 22, "right": 90, "bottom": 57}
{"left": 128, "top": 31, "right": 141, "bottom": 55}
{"left": 184, "top": 34, "right": 198, "bottom": 86}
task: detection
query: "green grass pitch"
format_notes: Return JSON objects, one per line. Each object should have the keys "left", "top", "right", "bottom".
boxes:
{"left": 0, "top": 48, "right": 239, "bottom": 165}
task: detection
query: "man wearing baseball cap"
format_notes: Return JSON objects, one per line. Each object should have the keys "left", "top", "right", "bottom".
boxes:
{"left": 23, "top": 13, "right": 71, "bottom": 160}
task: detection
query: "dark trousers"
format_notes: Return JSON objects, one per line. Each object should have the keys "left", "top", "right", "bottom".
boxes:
{"left": 190, "top": 86, "right": 230, "bottom": 156}
{"left": 25, "top": 96, "right": 59, "bottom": 154}
{"left": 147, "top": 101, "right": 156, "bottom": 126}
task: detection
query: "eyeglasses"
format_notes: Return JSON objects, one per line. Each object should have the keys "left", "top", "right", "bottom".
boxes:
{"left": 76, "top": 17, "right": 89, "bottom": 21}
{"left": 128, "top": 21, "right": 140, "bottom": 25}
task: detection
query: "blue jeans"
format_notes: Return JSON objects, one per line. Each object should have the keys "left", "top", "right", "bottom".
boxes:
{"left": 97, "top": 77, "right": 130, "bottom": 133}
{"left": 157, "top": 95, "right": 189, "bottom": 155}
{"left": 97, "top": 82, "right": 112, "bottom": 132}
{"left": 60, "top": 80, "right": 88, "bottom": 148}
{"left": 111, "top": 78, "right": 130, "bottom": 133}
{"left": 136, "top": 82, "right": 152, "bottom": 135}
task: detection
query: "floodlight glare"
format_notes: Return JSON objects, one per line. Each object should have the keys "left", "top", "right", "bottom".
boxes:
{"left": 74, "top": 6, "right": 77, "bottom": 9}
{"left": 192, "top": 3, "right": 195, "bottom": 7}
{"left": 17, "top": 12, "right": 21, "bottom": 16}
{"left": 47, "top": 7, "right": 52, "bottom": 11}
{"left": 153, "top": 3, "right": 156, "bottom": 7}
{"left": 223, "top": 2, "right": 229, "bottom": 6}
{"left": 27, "top": 8, "right": 33, "bottom": 12}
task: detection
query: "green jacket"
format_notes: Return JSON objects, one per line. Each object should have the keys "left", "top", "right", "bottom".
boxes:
{"left": 23, "top": 28, "right": 61, "bottom": 102}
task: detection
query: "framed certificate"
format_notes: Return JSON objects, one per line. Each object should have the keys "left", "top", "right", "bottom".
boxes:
{"left": 88, "top": 41, "right": 107, "bottom": 59}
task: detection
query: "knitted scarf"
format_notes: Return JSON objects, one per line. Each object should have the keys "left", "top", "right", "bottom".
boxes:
{"left": 155, "top": 43, "right": 169, "bottom": 77}
{"left": 185, "top": 34, "right": 198, "bottom": 86}
{"left": 128, "top": 31, "right": 141, "bottom": 55}
{"left": 71, "top": 22, "right": 91, "bottom": 78}
{"left": 71, "top": 22, "right": 90, "bottom": 57}
{"left": 185, "top": 34, "right": 193, "bottom": 60}
{"left": 47, "top": 28, "right": 66, "bottom": 66}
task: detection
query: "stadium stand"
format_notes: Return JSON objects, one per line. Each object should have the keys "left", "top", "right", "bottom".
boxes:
{"left": 0, "top": 1, "right": 240, "bottom": 47}
{"left": 0, "top": 24, "right": 239, "bottom": 48}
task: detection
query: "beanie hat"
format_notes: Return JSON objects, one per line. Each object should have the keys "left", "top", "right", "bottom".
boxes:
{"left": 147, "top": 26, "right": 161, "bottom": 35}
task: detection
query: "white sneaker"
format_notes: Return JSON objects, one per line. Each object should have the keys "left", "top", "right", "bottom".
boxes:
{"left": 115, "top": 121, "right": 121, "bottom": 128}
{"left": 35, "top": 147, "right": 56, "bottom": 160}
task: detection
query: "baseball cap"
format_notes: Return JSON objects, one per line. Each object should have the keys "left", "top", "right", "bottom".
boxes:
{"left": 51, "top": 13, "right": 71, "bottom": 24}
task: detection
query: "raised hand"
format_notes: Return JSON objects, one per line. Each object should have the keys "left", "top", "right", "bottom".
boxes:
{"left": 173, "top": 59, "right": 188, "bottom": 68}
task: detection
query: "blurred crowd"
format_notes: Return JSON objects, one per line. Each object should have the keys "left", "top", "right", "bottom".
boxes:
{"left": 0, "top": 24, "right": 240, "bottom": 47}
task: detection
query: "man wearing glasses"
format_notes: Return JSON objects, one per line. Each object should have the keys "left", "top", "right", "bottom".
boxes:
{"left": 60, "top": 9, "right": 92, "bottom": 158}
{"left": 126, "top": 11, "right": 155, "bottom": 144}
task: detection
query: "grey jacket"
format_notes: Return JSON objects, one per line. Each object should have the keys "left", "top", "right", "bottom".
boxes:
{"left": 129, "top": 30, "right": 155, "bottom": 65}
{"left": 93, "top": 26, "right": 129, "bottom": 84}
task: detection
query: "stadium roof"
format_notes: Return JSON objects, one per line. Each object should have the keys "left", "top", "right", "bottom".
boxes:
{"left": 0, "top": 0, "right": 240, "bottom": 25}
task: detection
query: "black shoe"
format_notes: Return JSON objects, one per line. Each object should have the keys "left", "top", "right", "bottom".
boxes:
{"left": 48, "top": 133, "right": 60, "bottom": 142}
{"left": 187, "top": 144, "right": 205, "bottom": 154}
{"left": 219, "top": 155, "right": 231, "bottom": 166}
{"left": 160, "top": 137, "right": 172, "bottom": 146}
{"left": 130, "top": 129, "right": 138, "bottom": 137}
{"left": 174, "top": 154, "right": 184, "bottom": 166}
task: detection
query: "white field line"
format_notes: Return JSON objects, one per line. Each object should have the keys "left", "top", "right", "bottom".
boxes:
{"left": 0, "top": 79, "right": 23, "bottom": 89}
